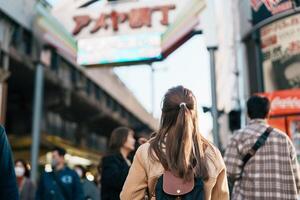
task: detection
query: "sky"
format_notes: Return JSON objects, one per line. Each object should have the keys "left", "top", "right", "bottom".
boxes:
{"left": 46, "top": 0, "right": 213, "bottom": 137}
{"left": 114, "top": 35, "right": 213, "bottom": 136}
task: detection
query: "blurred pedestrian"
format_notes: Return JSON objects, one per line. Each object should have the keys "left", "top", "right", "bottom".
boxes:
{"left": 0, "top": 125, "right": 19, "bottom": 200}
{"left": 15, "top": 159, "right": 35, "bottom": 200}
{"left": 36, "top": 147, "right": 84, "bottom": 200}
{"left": 128, "top": 131, "right": 149, "bottom": 162}
{"left": 101, "top": 127, "right": 135, "bottom": 200}
{"left": 74, "top": 165, "right": 100, "bottom": 200}
{"left": 120, "top": 86, "right": 229, "bottom": 200}
{"left": 224, "top": 95, "right": 300, "bottom": 200}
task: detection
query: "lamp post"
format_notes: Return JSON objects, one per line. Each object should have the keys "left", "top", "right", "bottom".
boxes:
{"left": 30, "top": 62, "right": 44, "bottom": 182}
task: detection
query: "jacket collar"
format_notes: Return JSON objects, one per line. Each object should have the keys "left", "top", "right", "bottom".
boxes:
{"left": 248, "top": 118, "right": 267, "bottom": 125}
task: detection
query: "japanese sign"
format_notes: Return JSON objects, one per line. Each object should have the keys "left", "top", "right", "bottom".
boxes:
{"left": 251, "top": 0, "right": 295, "bottom": 24}
{"left": 259, "top": 89, "right": 300, "bottom": 116}
{"left": 51, "top": 0, "right": 205, "bottom": 66}
{"left": 52, "top": 0, "right": 184, "bottom": 39}
{"left": 72, "top": 5, "right": 176, "bottom": 35}
{"left": 260, "top": 13, "right": 300, "bottom": 91}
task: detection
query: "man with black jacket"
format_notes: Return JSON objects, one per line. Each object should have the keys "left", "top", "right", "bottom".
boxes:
{"left": 36, "top": 147, "right": 84, "bottom": 200}
{"left": 0, "top": 125, "right": 19, "bottom": 200}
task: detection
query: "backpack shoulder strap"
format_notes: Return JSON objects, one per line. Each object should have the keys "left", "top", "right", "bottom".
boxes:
{"left": 241, "top": 127, "right": 273, "bottom": 171}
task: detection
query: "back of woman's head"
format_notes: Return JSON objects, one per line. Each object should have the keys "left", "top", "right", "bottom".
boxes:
{"left": 109, "top": 127, "right": 133, "bottom": 153}
{"left": 149, "top": 86, "right": 208, "bottom": 181}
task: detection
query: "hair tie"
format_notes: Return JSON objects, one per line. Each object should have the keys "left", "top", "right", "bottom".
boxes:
{"left": 179, "top": 102, "right": 186, "bottom": 108}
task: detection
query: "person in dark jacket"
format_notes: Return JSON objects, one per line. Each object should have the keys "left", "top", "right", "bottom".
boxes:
{"left": 100, "top": 127, "right": 135, "bottom": 200}
{"left": 36, "top": 147, "right": 84, "bottom": 200}
{"left": 0, "top": 125, "right": 19, "bottom": 200}
{"left": 74, "top": 165, "right": 100, "bottom": 200}
{"left": 15, "top": 159, "right": 36, "bottom": 200}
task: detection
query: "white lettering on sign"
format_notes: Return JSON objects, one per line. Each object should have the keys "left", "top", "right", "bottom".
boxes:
{"left": 271, "top": 97, "right": 300, "bottom": 110}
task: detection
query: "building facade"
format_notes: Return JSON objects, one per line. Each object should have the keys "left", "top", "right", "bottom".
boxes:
{"left": 212, "top": 0, "right": 300, "bottom": 157}
{"left": 0, "top": 0, "right": 158, "bottom": 178}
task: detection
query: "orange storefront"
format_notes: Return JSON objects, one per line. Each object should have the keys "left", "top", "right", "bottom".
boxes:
{"left": 259, "top": 89, "right": 300, "bottom": 157}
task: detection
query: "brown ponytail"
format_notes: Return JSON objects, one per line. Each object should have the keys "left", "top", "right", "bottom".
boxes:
{"left": 149, "top": 86, "right": 209, "bottom": 181}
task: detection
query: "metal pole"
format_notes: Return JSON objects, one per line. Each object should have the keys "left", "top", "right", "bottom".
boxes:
{"left": 237, "top": 42, "right": 247, "bottom": 128}
{"left": 0, "top": 22, "right": 12, "bottom": 125}
{"left": 30, "top": 63, "right": 44, "bottom": 182}
{"left": 150, "top": 64, "right": 155, "bottom": 115}
{"left": 208, "top": 47, "right": 221, "bottom": 149}
{"left": 253, "top": 32, "right": 264, "bottom": 92}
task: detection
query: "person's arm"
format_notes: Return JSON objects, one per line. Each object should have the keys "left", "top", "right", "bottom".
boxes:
{"left": 73, "top": 171, "right": 85, "bottom": 200}
{"left": 101, "top": 156, "right": 130, "bottom": 190}
{"left": 288, "top": 138, "right": 300, "bottom": 194}
{"left": 224, "top": 138, "right": 243, "bottom": 183}
{"left": 211, "top": 167, "right": 230, "bottom": 200}
{"left": 0, "top": 126, "right": 19, "bottom": 200}
{"left": 120, "top": 146, "right": 148, "bottom": 200}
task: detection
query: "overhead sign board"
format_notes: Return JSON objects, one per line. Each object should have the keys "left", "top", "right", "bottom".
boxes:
{"left": 251, "top": 0, "right": 296, "bottom": 25}
{"left": 77, "top": 32, "right": 162, "bottom": 65}
{"left": 51, "top": 0, "right": 205, "bottom": 66}
{"left": 52, "top": 1, "right": 182, "bottom": 38}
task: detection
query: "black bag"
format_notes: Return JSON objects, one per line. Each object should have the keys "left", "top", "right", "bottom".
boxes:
{"left": 241, "top": 127, "right": 274, "bottom": 173}
{"left": 155, "top": 171, "right": 204, "bottom": 200}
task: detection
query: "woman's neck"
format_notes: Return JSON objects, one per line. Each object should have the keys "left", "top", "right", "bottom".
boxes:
{"left": 120, "top": 147, "right": 130, "bottom": 159}
{"left": 17, "top": 176, "right": 24, "bottom": 188}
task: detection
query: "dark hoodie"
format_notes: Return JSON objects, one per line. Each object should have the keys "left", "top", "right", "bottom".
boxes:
{"left": 0, "top": 125, "right": 19, "bottom": 200}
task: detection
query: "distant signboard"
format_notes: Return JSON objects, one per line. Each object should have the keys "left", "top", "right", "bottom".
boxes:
{"left": 77, "top": 33, "right": 162, "bottom": 65}
{"left": 71, "top": 4, "right": 176, "bottom": 37}
{"left": 259, "top": 89, "right": 300, "bottom": 116}
{"left": 260, "top": 13, "right": 300, "bottom": 91}
{"left": 51, "top": 0, "right": 205, "bottom": 66}
{"left": 251, "top": 0, "right": 296, "bottom": 25}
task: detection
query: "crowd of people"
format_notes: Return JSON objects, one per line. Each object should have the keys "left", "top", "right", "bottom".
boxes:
{"left": 0, "top": 85, "right": 300, "bottom": 200}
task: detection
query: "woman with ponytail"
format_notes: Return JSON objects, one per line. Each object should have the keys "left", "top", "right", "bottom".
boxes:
{"left": 120, "top": 86, "right": 229, "bottom": 200}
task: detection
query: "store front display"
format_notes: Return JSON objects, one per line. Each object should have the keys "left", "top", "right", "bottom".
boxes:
{"left": 260, "top": 13, "right": 300, "bottom": 92}
{"left": 259, "top": 89, "right": 300, "bottom": 159}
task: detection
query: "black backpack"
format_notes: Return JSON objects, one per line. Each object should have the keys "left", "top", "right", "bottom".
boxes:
{"left": 155, "top": 173, "right": 204, "bottom": 200}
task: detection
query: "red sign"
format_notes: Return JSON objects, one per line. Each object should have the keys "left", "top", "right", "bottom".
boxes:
{"left": 72, "top": 5, "right": 176, "bottom": 35}
{"left": 251, "top": 0, "right": 292, "bottom": 14}
{"left": 259, "top": 89, "right": 300, "bottom": 116}
{"left": 251, "top": 0, "right": 264, "bottom": 11}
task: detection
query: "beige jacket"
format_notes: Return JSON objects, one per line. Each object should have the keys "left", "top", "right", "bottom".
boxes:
{"left": 120, "top": 142, "right": 229, "bottom": 200}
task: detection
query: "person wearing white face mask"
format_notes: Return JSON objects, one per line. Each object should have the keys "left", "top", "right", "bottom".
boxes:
{"left": 14, "top": 159, "right": 35, "bottom": 200}
{"left": 74, "top": 165, "right": 100, "bottom": 200}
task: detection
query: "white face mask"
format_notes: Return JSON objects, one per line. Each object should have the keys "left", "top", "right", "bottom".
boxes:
{"left": 75, "top": 169, "right": 83, "bottom": 178}
{"left": 15, "top": 166, "right": 25, "bottom": 177}
{"left": 51, "top": 159, "right": 59, "bottom": 169}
